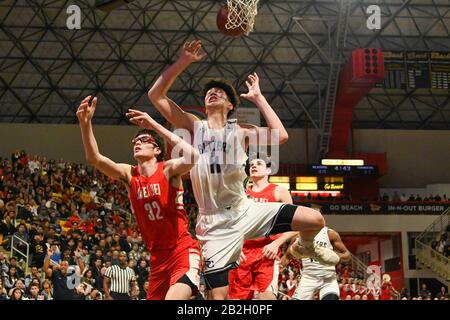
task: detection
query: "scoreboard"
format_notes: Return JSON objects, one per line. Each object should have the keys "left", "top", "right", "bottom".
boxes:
{"left": 431, "top": 52, "right": 450, "bottom": 89}
{"left": 379, "top": 50, "right": 450, "bottom": 89}
{"left": 381, "top": 51, "right": 407, "bottom": 89}
{"left": 308, "top": 165, "right": 378, "bottom": 176}
{"left": 406, "top": 51, "right": 430, "bottom": 89}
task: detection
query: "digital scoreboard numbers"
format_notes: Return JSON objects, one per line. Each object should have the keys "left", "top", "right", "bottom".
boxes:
{"left": 378, "top": 51, "right": 450, "bottom": 89}
{"left": 430, "top": 52, "right": 450, "bottom": 89}
{"left": 308, "top": 165, "right": 378, "bottom": 176}
{"left": 406, "top": 51, "right": 430, "bottom": 88}
{"left": 380, "top": 51, "right": 406, "bottom": 89}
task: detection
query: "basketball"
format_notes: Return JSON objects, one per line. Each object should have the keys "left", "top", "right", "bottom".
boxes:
{"left": 217, "top": 5, "right": 247, "bottom": 37}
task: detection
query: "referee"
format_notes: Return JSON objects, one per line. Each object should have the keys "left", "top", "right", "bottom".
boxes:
{"left": 104, "top": 251, "right": 136, "bottom": 300}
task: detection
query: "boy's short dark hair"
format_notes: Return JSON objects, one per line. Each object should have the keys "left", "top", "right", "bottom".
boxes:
{"left": 203, "top": 78, "right": 240, "bottom": 117}
{"left": 249, "top": 152, "right": 271, "bottom": 168}
{"left": 247, "top": 152, "right": 278, "bottom": 176}
{"left": 133, "top": 129, "right": 166, "bottom": 161}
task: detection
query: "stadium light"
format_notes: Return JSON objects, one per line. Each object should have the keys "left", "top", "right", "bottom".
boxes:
{"left": 321, "top": 159, "right": 364, "bottom": 166}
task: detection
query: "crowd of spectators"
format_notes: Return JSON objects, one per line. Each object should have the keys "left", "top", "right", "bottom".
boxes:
{"left": 411, "top": 283, "right": 450, "bottom": 300}
{"left": 379, "top": 192, "right": 449, "bottom": 203}
{"left": 0, "top": 150, "right": 152, "bottom": 300}
{"left": 292, "top": 191, "right": 449, "bottom": 203}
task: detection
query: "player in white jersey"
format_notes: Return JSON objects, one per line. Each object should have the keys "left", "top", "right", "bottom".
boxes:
{"left": 145, "top": 39, "right": 340, "bottom": 299}
{"left": 281, "top": 227, "right": 351, "bottom": 300}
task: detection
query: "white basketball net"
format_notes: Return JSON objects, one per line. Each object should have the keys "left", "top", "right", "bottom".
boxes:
{"left": 225, "top": 0, "right": 259, "bottom": 35}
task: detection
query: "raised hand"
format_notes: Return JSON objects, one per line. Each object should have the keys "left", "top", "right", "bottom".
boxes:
{"left": 76, "top": 96, "right": 97, "bottom": 126}
{"left": 126, "top": 109, "right": 159, "bottom": 130}
{"left": 240, "top": 72, "right": 262, "bottom": 103}
{"left": 180, "top": 40, "right": 207, "bottom": 63}
{"left": 262, "top": 242, "right": 280, "bottom": 260}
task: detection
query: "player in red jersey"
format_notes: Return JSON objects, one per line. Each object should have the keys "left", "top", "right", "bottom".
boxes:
{"left": 76, "top": 96, "right": 201, "bottom": 300}
{"left": 228, "top": 155, "right": 297, "bottom": 300}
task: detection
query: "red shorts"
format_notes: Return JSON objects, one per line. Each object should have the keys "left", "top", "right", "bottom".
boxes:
{"left": 288, "top": 286, "right": 296, "bottom": 297}
{"left": 228, "top": 247, "right": 279, "bottom": 300}
{"left": 147, "top": 240, "right": 201, "bottom": 300}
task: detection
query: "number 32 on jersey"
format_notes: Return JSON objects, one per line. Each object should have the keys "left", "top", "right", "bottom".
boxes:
{"left": 144, "top": 201, "right": 163, "bottom": 221}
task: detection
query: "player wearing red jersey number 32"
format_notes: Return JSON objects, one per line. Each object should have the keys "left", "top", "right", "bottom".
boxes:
{"left": 76, "top": 96, "right": 201, "bottom": 300}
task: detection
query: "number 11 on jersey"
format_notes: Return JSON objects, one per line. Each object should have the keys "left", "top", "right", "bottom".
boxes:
{"left": 210, "top": 163, "right": 221, "bottom": 174}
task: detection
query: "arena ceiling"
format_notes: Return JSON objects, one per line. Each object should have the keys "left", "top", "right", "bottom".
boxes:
{"left": 0, "top": 0, "right": 449, "bottom": 131}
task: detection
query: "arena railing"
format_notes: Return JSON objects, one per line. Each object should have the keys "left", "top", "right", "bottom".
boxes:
{"left": 416, "top": 207, "right": 449, "bottom": 244}
{"left": 10, "top": 235, "right": 29, "bottom": 274}
{"left": 415, "top": 241, "right": 450, "bottom": 284}
{"left": 348, "top": 252, "right": 376, "bottom": 283}
{"left": 415, "top": 207, "right": 450, "bottom": 284}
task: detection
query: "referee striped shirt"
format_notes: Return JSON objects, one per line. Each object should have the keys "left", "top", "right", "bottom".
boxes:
{"left": 105, "top": 265, "right": 136, "bottom": 294}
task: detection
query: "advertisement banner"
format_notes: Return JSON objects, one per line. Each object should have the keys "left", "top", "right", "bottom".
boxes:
{"left": 303, "top": 202, "right": 450, "bottom": 215}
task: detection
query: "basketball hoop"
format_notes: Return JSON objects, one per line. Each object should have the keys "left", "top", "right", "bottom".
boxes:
{"left": 225, "top": 0, "right": 259, "bottom": 35}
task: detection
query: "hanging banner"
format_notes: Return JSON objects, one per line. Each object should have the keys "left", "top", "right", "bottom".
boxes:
{"left": 302, "top": 202, "right": 449, "bottom": 215}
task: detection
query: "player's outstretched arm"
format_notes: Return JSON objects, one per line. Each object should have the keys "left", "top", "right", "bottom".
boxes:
{"left": 279, "top": 236, "right": 299, "bottom": 272}
{"left": 240, "top": 73, "right": 289, "bottom": 145}
{"left": 263, "top": 231, "right": 299, "bottom": 260}
{"left": 127, "top": 109, "right": 199, "bottom": 177}
{"left": 328, "top": 228, "right": 351, "bottom": 263}
{"left": 148, "top": 40, "right": 205, "bottom": 131}
{"left": 76, "top": 96, "right": 131, "bottom": 184}
{"left": 262, "top": 186, "right": 297, "bottom": 259}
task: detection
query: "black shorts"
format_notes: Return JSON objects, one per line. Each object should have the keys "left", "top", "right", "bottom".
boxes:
{"left": 265, "top": 204, "right": 297, "bottom": 236}
{"left": 110, "top": 292, "right": 130, "bottom": 300}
